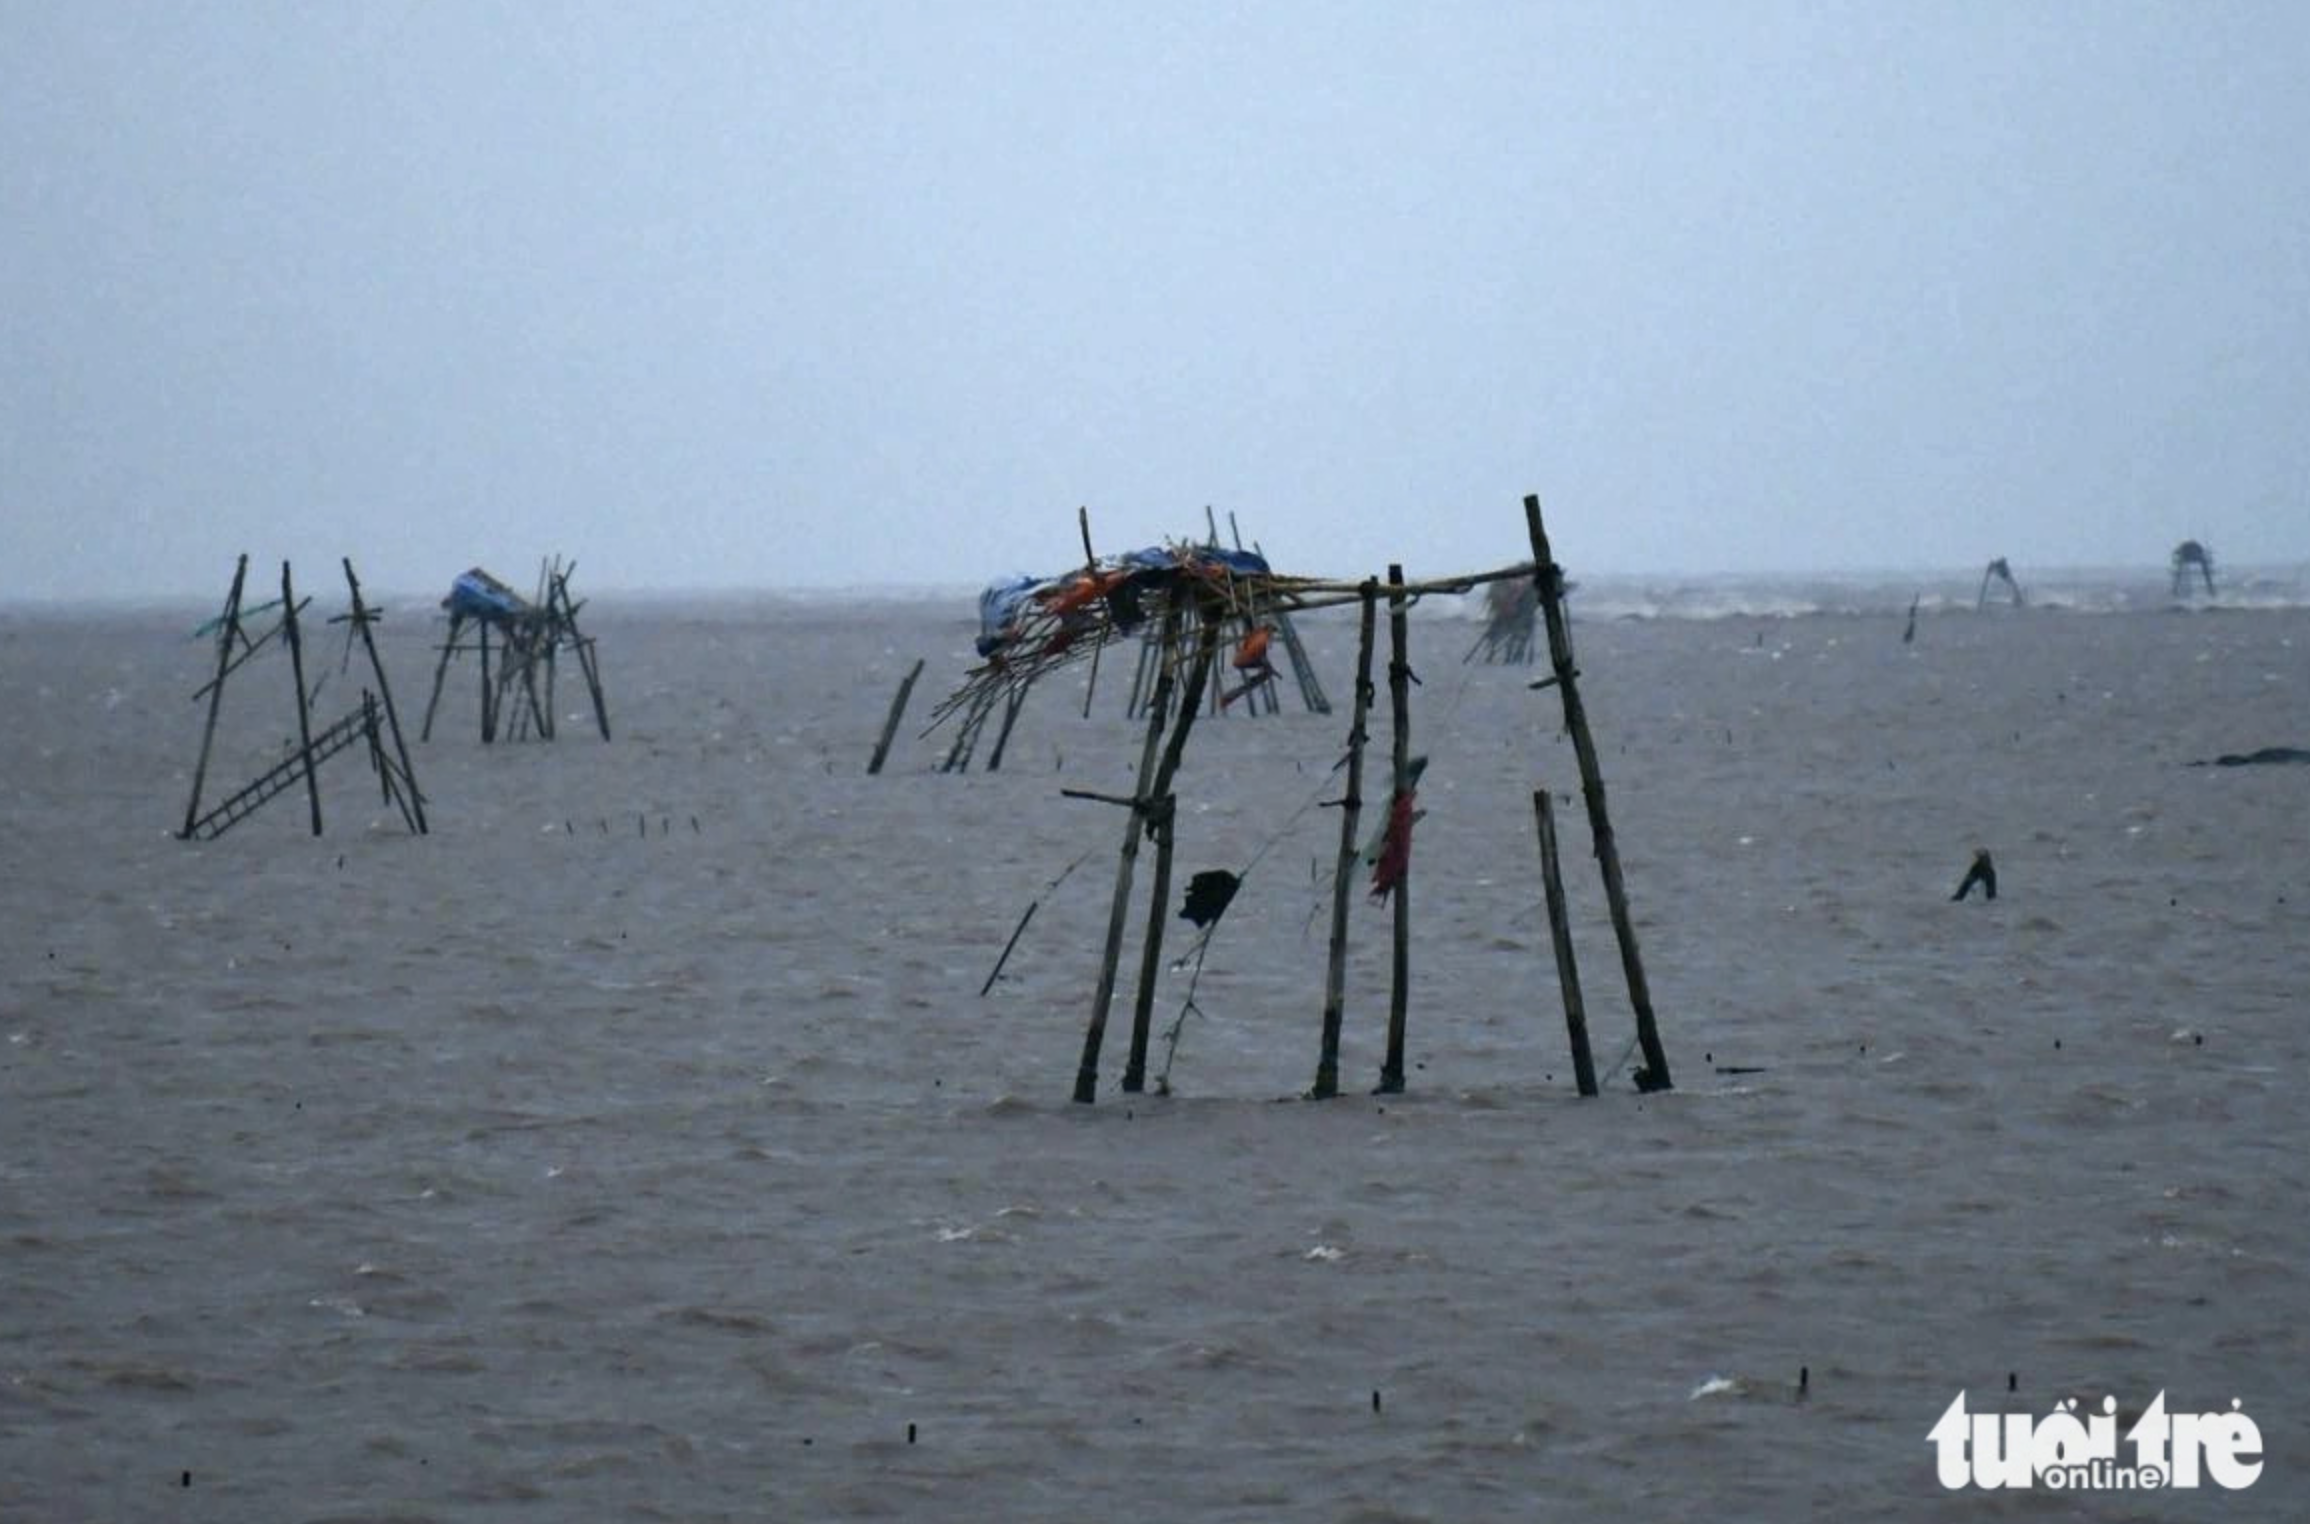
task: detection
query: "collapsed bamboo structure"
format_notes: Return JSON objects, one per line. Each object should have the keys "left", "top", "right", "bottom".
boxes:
{"left": 419, "top": 557, "right": 610, "bottom": 744}
{"left": 936, "top": 496, "right": 1675, "bottom": 1104}
{"left": 179, "top": 556, "right": 427, "bottom": 841}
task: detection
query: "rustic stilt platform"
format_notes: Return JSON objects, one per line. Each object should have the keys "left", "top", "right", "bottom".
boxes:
{"left": 934, "top": 493, "right": 1676, "bottom": 1106}
{"left": 420, "top": 557, "right": 609, "bottom": 744}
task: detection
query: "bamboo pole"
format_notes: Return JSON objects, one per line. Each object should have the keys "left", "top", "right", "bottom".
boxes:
{"left": 1120, "top": 793, "right": 1176, "bottom": 1091}
{"left": 986, "top": 684, "right": 1028, "bottom": 771}
{"left": 868, "top": 658, "right": 926, "bottom": 774}
{"left": 1077, "top": 507, "right": 1107, "bottom": 719}
{"left": 280, "top": 562, "right": 324, "bottom": 837}
{"left": 478, "top": 619, "right": 496, "bottom": 744}
{"left": 181, "top": 555, "right": 249, "bottom": 838}
{"left": 1122, "top": 600, "right": 1221, "bottom": 1091}
{"left": 1076, "top": 599, "right": 1184, "bottom": 1103}
{"left": 341, "top": 560, "right": 427, "bottom": 833}
{"left": 562, "top": 575, "right": 612, "bottom": 739}
{"left": 1532, "top": 788, "right": 1598, "bottom": 1096}
{"left": 1523, "top": 493, "right": 1672, "bottom": 1090}
{"left": 420, "top": 612, "right": 461, "bottom": 741}
{"left": 1377, "top": 564, "right": 1412, "bottom": 1093}
{"left": 1312, "top": 577, "right": 1378, "bottom": 1098}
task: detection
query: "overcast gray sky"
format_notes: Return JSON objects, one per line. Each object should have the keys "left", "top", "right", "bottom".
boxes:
{"left": 5, "top": 1, "right": 2306, "bottom": 603}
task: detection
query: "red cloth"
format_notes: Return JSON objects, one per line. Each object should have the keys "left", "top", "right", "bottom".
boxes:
{"left": 1369, "top": 789, "right": 1417, "bottom": 904}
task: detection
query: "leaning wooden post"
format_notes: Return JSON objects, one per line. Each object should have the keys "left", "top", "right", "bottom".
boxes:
{"left": 1532, "top": 788, "right": 1598, "bottom": 1096}
{"left": 1077, "top": 506, "right": 1107, "bottom": 720}
{"left": 867, "top": 657, "right": 926, "bottom": 774}
{"left": 341, "top": 559, "right": 427, "bottom": 833}
{"left": 1076, "top": 600, "right": 1184, "bottom": 1103}
{"left": 1524, "top": 493, "right": 1672, "bottom": 1090}
{"left": 1122, "top": 598, "right": 1222, "bottom": 1092}
{"left": 420, "top": 612, "right": 462, "bottom": 742}
{"left": 1377, "top": 564, "right": 1413, "bottom": 1094}
{"left": 280, "top": 562, "right": 324, "bottom": 837}
{"left": 555, "top": 571, "right": 612, "bottom": 740}
{"left": 986, "top": 683, "right": 1029, "bottom": 772}
{"left": 181, "top": 554, "right": 249, "bottom": 838}
{"left": 1312, "top": 578, "right": 1379, "bottom": 1098}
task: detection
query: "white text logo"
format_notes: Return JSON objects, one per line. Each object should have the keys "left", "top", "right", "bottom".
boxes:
{"left": 1929, "top": 1391, "right": 2261, "bottom": 1490}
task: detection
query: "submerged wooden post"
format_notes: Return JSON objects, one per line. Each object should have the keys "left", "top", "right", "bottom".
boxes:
{"left": 341, "top": 559, "right": 427, "bottom": 834}
{"left": 1077, "top": 600, "right": 1184, "bottom": 1103}
{"left": 868, "top": 657, "right": 926, "bottom": 775}
{"left": 1078, "top": 506, "right": 1105, "bottom": 719}
{"left": 1313, "top": 578, "right": 1379, "bottom": 1098}
{"left": 181, "top": 554, "right": 249, "bottom": 838}
{"left": 420, "top": 613, "right": 462, "bottom": 742}
{"left": 477, "top": 618, "right": 497, "bottom": 744}
{"left": 1524, "top": 493, "right": 1672, "bottom": 1090}
{"left": 1122, "top": 793, "right": 1177, "bottom": 1090}
{"left": 1122, "top": 600, "right": 1221, "bottom": 1091}
{"left": 986, "top": 684, "right": 1029, "bottom": 772}
{"left": 1377, "top": 564, "right": 1412, "bottom": 1094}
{"left": 280, "top": 562, "right": 324, "bottom": 837}
{"left": 1532, "top": 788, "right": 1598, "bottom": 1096}
{"left": 557, "top": 571, "right": 612, "bottom": 740}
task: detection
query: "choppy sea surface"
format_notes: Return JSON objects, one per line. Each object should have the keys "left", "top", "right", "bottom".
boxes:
{"left": 3, "top": 565, "right": 2306, "bottom": 1521}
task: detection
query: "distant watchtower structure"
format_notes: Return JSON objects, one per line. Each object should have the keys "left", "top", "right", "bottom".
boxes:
{"left": 2170, "top": 540, "right": 2216, "bottom": 599}
{"left": 419, "top": 558, "right": 610, "bottom": 743}
{"left": 1977, "top": 557, "right": 2025, "bottom": 609}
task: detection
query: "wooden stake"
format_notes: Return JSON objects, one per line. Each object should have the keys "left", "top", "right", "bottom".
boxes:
{"left": 559, "top": 572, "right": 612, "bottom": 739}
{"left": 1122, "top": 599, "right": 1221, "bottom": 1090}
{"left": 1078, "top": 506, "right": 1106, "bottom": 719}
{"left": 1378, "top": 564, "right": 1412, "bottom": 1093}
{"left": 1533, "top": 788, "right": 1598, "bottom": 1096}
{"left": 1077, "top": 600, "right": 1183, "bottom": 1103}
{"left": 181, "top": 554, "right": 249, "bottom": 838}
{"left": 868, "top": 657, "right": 926, "bottom": 775}
{"left": 280, "top": 562, "right": 324, "bottom": 837}
{"left": 1313, "top": 578, "right": 1378, "bottom": 1098}
{"left": 341, "top": 560, "right": 427, "bottom": 833}
{"left": 420, "top": 612, "right": 462, "bottom": 742}
{"left": 986, "top": 684, "right": 1028, "bottom": 771}
{"left": 1524, "top": 494, "right": 1672, "bottom": 1090}
{"left": 1120, "top": 793, "right": 1176, "bottom": 1092}
{"left": 979, "top": 900, "right": 1039, "bottom": 997}
{"left": 478, "top": 618, "right": 496, "bottom": 744}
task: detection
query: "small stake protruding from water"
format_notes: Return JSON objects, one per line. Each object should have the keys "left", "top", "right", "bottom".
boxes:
{"left": 1797, "top": 1366, "right": 1809, "bottom": 1402}
{"left": 907, "top": 1422, "right": 916, "bottom": 1445}
{"left": 2008, "top": 1371, "right": 2018, "bottom": 1393}
{"left": 1952, "top": 848, "right": 1997, "bottom": 902}
{"left": 1372, "top": 1389, "right": 1382, "bottom": 1414}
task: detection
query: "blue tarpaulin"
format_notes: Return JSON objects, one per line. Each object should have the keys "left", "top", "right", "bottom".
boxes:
{"left": 443, "top": 568, "right": 530, "bottom": 625}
